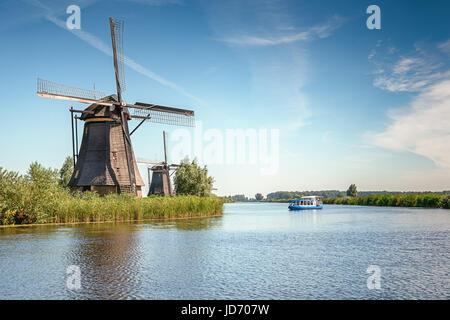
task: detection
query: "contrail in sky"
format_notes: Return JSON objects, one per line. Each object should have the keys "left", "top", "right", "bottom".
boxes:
{"left": 26, "top": 0, "right": 203, "bottom": 104}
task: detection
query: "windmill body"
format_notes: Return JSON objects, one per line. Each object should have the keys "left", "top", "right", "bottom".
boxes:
{"left": 147, "top": 131, "right": 178, "bottom": 197}
{"left": 69, "top": 99, "right": 145, "bottom": 196}
{"left": 37, "top": 18, "right": 195, "bottom": 197}
{"left": 148, "top": 165, "right": 173, "bottom": 197}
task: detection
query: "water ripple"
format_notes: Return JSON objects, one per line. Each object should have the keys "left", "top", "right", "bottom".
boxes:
{"left": 0, "top": 204, "right": 448, "bottom": 299}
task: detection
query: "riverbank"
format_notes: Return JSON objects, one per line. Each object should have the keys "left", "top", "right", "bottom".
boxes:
{"left": 0, "top": 163, "right": 223, "bottom": 226}
{"left": 323, "top": 194, "right": 450, "bottom": 209}
{"left": 0, "top": 194, "right": 224, "bottom": 226}
{"left": 260, "top": 194, "right": 450, "bottom": 208}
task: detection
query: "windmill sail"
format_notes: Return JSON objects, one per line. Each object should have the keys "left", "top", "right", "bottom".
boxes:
{"left": 37, "top": 78, "right": 108, "bottom": 104}
{"left": 163, "top": 131, "right": 173, "bottom": 195}
{"left": 109, "top": 18, "right": 126, "bottom": 101}
{"left": 130, "top": 102, "right": 195, "bottom": 127}
{"left": 113, "top": 19, "right": 126, "bottom": 93}
{"left": 109, "top": 17, "right": 137, "bottom": 195}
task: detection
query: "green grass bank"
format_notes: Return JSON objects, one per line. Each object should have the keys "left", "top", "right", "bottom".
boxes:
{"left": 260, "top": 194, "right": 450, "bottom": 208}
{"left": 323, "top": 194, "right": 450, "bottom": 209}
{"left": 0, "top": 165, "right": 223, "bottom": 226}
{"left": 0, "top": 192, "right": 224, "bottom": 226}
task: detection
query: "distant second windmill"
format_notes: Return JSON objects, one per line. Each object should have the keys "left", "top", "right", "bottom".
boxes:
{"left": 146, "top": 131, "right": 179, "bottom": 197}
{"left": 37, "top": 17, "right": 195, "bottom": 197}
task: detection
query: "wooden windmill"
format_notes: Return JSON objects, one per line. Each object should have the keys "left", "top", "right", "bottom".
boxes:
{"left": 37, "top": 18, "right": 194, "bottom": 197}
{"left": 147, "top": 131, "right": 179, "bottom": 197}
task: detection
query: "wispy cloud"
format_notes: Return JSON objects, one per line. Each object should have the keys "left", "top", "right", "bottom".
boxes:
{"left": 368, "top": 79, "right": 450, "bottom": 168}
{"left": 373, "top": 57, "right": 445, "bottom": 92}
{"left": 438, "top": 39, "right": 450, "bottom": 54}
{"left": 367, "top": 39, "right": 450, "bottom": 168}
{"left": 220, "top": 15, "right": 344, "bottom": 46}
{"left": 370, "top": 40, "right": 449, "bottom": 92}
{"left": 200, "top": 0, "right": 320, "bottom": 132}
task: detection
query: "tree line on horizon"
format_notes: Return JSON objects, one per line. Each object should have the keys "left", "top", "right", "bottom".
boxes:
{"left": 265, "top": 189, "right": 450, "bottom": 200}
{"left": 223, "top": 187, "right": 450, "bottom": 202}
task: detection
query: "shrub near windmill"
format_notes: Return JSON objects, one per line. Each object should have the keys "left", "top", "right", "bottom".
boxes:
{"left": 37, "top": 18, "right": 195, "bottom": 197}
{"left": 174, "top": 158, "right": 214, "bottom": 197}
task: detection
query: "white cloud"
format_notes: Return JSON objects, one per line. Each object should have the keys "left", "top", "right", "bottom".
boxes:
{"left": 370, "top": 40, "right": 449, "bottom": 93}
{"left": 373, "top": 56, "right": 445, "bottom": 92}
{"left": 369, "top": 79, "right": 450, "bottom": 168}
{"left": 438, "top": 39, "right": 450, "bottom": 53}
{"left": 392, "top": 57, "right": 420, "bottom": 74}
{"left": 368, "top": 39, "right": 450, "bottom": 175}
{"left": 221, "top": 15, "right": 344, "bottom": 46}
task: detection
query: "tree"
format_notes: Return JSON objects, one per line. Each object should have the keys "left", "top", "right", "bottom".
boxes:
{"left": 231, "top": 194, "right": 247, "bottom": 201}
{"left": 255, "top": 193, "right": 264, "bottom": 201}
{"left": 59, "top": 156, "right": 74, "bottom": 187}
{"left": 27, "top": 162, "right": 59, "bottom": 187}
{"left": 347, "top": 184, "right": 358, "bottom": 197}
{"left": 174, "top": 157, "right": 214, "bottom": 197}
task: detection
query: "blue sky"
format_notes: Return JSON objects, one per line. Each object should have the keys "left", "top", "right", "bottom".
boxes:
{"left": 0, "top": 0, "right": 449, "bottom": 196}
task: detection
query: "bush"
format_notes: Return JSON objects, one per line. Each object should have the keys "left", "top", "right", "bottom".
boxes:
{"left": 440, "top": 195, "right": 450, "bottom": 209}
{"left": 174, "top": 158, "right": 214, "bottom": 197}
{"left": 323, "top": 193, "right": 448, "bottom": 209}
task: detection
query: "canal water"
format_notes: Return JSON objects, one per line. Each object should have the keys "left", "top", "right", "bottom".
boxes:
{"left": 0, "top": 203, "right": 449, "bottom": 299}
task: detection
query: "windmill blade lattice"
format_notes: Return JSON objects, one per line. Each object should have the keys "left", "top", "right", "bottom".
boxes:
{"left": 131, "top": 104, "right": 195, "bottom": 127}
{"left": 131, "top": 108, "right": 194, "bottom": 127}
{"left": 111, "top": 18, "right": 126, "bottom": 93}
{"left": 37, "top": 78, "right": 105, "bottom": 101}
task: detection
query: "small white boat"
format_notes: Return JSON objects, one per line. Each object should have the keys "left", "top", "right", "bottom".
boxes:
{"left": 288, "top": 196, "right": 323, "bottom": 210}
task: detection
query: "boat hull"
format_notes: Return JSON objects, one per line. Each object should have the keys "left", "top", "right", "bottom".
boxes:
{"left": 288, "top": 205, "right": 323, "bottom": 211}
